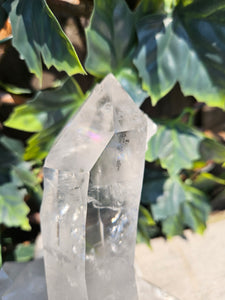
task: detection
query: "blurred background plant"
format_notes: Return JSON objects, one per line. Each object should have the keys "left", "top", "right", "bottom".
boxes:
{"left": 0, "top": 0, "right": 225, "bottom": 264}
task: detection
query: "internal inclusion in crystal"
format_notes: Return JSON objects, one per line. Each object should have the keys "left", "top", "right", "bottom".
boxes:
{"left": 41, "top": 74, "right": 156, "bottom": 300}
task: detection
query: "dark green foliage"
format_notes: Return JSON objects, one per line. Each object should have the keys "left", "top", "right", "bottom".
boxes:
{"left": 85, "top": 0, "right": 148, "bottom": 105}
{"left": 5, "top": 78, "right": 86, "bottom": 160}
{"left": 146, "top": 120, "right": 204, "bottom": 176}
{"left": 14, "top": 242, "right": 35, "bottom": 262}
{"left": 134, "top": 0, "right": 225, "bottom": 107}
{"left": 3, "top": 0, "right": 85, "bottom": 79}
{"left": 0, "top": 135, "right": 41, "bottom": 231}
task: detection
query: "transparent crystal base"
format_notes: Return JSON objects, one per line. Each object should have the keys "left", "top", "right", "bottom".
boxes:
{"left": 0, "top": 259, "right": 177, "bottom": 300}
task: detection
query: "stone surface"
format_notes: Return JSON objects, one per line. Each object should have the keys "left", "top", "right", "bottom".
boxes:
{"left": 41, "top": 74, "right": 157, "bottom": 300}
{"left": 1, "top": 259, "right": 47, "bottom": 300}
{"left": 0, "top": 261, "right": 29, "bottom": 298}
{"left": 136, "top": 276, "right": 177, "bottom": 300}
{"left": 0, "top": 269, "right": 11, "bottom": 298}
{"left": 135, "top": 212, "right": 225, "bottom": 300}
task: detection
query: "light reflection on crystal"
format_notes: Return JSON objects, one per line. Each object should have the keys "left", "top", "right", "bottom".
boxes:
{"left": 59, "top": 203, "right": 70, "bottom": 216}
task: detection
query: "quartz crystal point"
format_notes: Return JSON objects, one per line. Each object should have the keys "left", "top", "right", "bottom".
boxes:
{"left": 41, "top": 74, "right": 157, "bottom": 300}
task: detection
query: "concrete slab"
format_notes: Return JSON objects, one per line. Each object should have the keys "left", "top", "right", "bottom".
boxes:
{"left": 135, "top": 212, "right": 225, "bottom": 300}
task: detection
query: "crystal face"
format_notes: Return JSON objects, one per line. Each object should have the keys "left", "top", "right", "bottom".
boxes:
{"left": 41, "top": 74, "right": 157, "bottom": 300}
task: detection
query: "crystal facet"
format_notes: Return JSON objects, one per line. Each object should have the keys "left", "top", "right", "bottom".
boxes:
{"left": 41, "top": 74, "right": 157, "bottom": 300}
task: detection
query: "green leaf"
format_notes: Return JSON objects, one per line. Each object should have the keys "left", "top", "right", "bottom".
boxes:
{"left": 158, "top": 180, "right": 210, "bottom": 237}
{"left": 200, "top": 138, "right": 225, "bottom": 163}
{"left": 146, "top": 120, "right": 204, "bottom": 176}
{"left": 116, "top": 67, "right": 148, "bottom": 105}
{"left": 0, "top": 184, "right": 30, "bottom": 230}
{"left": 139, "top": 205, "right": 155, "bottom": 226}
{"left": 23, "top": 78, "right": 85, "bottom": 160}
{"left": 24, "top": 119, "right": 67, "bottom": 161}
{"left": 85, "top": 0, "right": 147, "bottom": 105}
{"left": 192, "top": 172, "right": 224, "bottom": 193}
{"left": 14, "top": 243, "right": 34, "bottom": 262}
{"left": 196, "top": 172, "right": 225, "bottom": 186}
{"left": 134, "top": 0, "right": 225, "bottom": 108}
{"left": 141, "top": 168, "right": 167, "bottom": 205}
{"left": 3, "top": 0, "right": 85, "bottom": 79}
{"left": 12, "top": 162, "right": 42, "bottom": 195}
{"left": 5, "top": 77, "right": 85, "bottom": 132}
{"left": 162, "top": 214, "right": 183, "bottom": 237}
{"left": 164, "top": 0, "right": 180, "bottom": 12}
{"left": 0, "top": 135, "right": 24, "bottom": 169}
{"left": 137, "top": 205, "right": 155, "bottom": 246}
{"left": 0, "top": 135, "right": 42, "bottom": 225}
{"left": 183, "top": 185, "right": 210, "bottom": 233}
{"left": 5, "top": 77, "right": 85, "bottom": 161}
{"left": 151, "top": 177, "right": 186, "bottom": 220}
{"left": 136, "top": 0, "right": 164, "bottom": 16}
{"left": 0, "top": 81, "right": 31, "bottom": 95}
{"left": 4, "top": 105, "right": 44, "bottom": 132}
{"left": 181, "top": 0, "right": 193, "bottom": 6}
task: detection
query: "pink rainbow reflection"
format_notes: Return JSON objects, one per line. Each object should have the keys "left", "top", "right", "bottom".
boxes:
{"left": 88, "top": 131, "right": 101, "bottom": 142}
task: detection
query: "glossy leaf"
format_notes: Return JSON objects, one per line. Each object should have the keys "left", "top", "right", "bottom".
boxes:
{"left": 85, "top": 0, "right": 147, "bottom": 105}
{"left": 15, "top": 243, "right": 34, "bottom": 262}
{"left": 134, "top": 0, "right": 225, "bottom": 108}
{"left": 5, "top": 77, "right": 85, "bottom": 132}
{"left": 139, "top": 205, "right": 155, "bottom": 226}
{"left": 24, "top": 119, "right": 67, "bottom": 161}
{"left": 0, "top": 184, "right": 30, "bottom": 230}
{"left": 135, "top": 0, "right": 164, "bottom": 16}
{"left": 3, "top": 0, "right": 85, "bottom": 79}
{"left": 11, "top": 162, "right": 42, "bottom": 196}
{"left": 0, "top": 81, "right": 31, "bottom": 95}
{"left": 141, "top": 168, "right": 167, "bottom": 205}
{"left": 0, "top": 135, "right": 23, "bottom": 167}
{"left": 4, "top": 105, "right": 44, "bottom": 132}
{"left": 151, "top": 177, "right": 186, "bottom": 220}
{"left": 200, "top": 138, "right": 225, "bottom": 163}
{"left": 5, "top": 78, "right": 85, "bottom": 161}
{"left": 137, "top": 205, "right": 155, "bottom": 246}
{"left": 151, "top": 178, "right": 210, "bottom": 237}
{"left": 146, "top": 121, "right": 204, "bottom": 176}
{"left": 192, "top": 172, "right": 223, "bottom": 193}
{"left": 164, "top": 0, "right": 180, "bottom": 13}
{"left": 163, "top": 187, "right": 210, "bottom": 237}
{"left": 26, "top": 79, "right": 85, "bottom": 161}
{"left": 182, "top": 187, "right": 210, "bottom": 234}
{"left": 162, "top": 214, "right": 183, "bottom": 237}
{"left": 0, "top": 135, "right": 42, "bottom": 230}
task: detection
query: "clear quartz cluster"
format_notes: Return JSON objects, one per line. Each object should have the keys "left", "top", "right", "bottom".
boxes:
{"left": 41, "top": 74, "right": 156, "bottom": 300}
